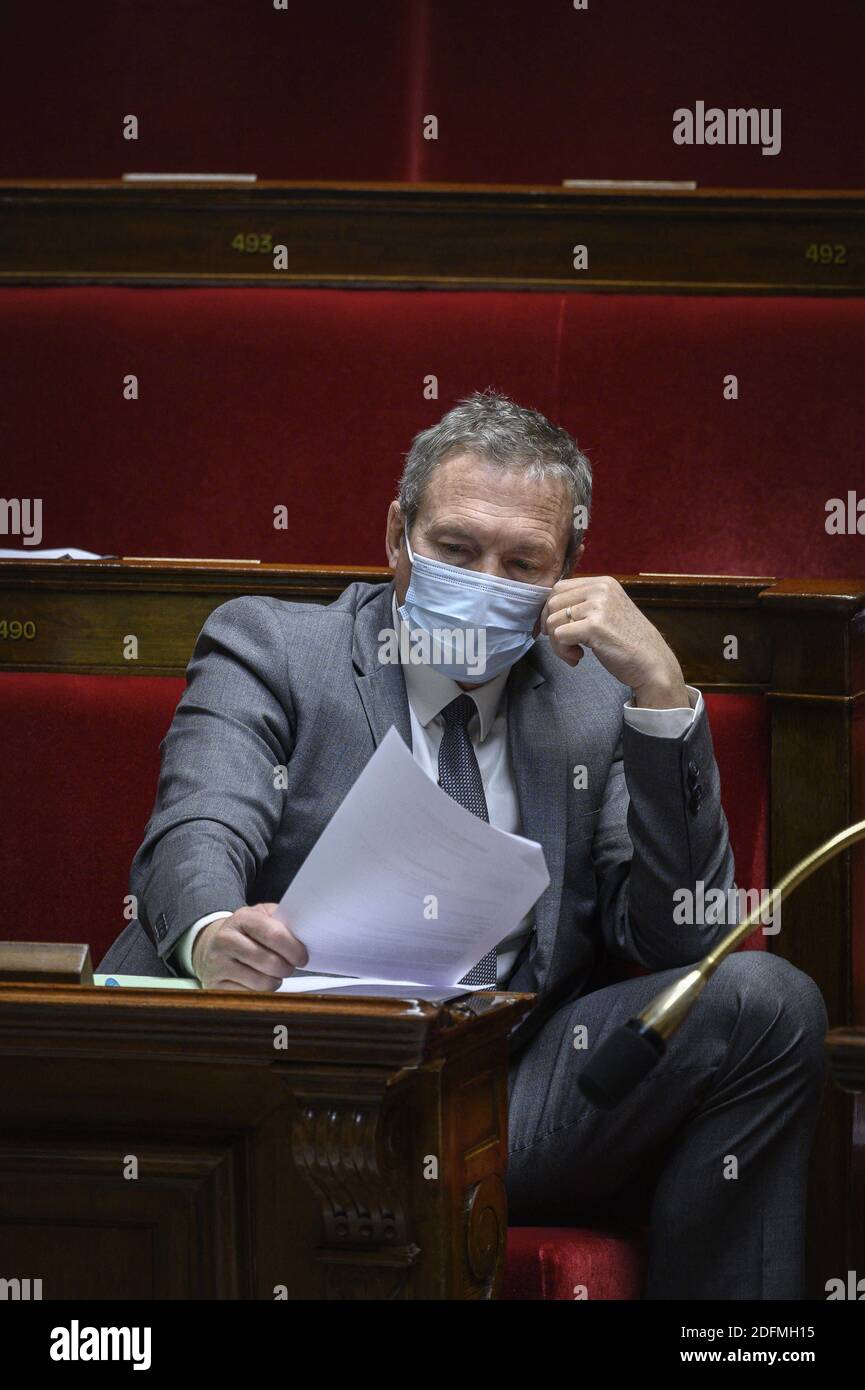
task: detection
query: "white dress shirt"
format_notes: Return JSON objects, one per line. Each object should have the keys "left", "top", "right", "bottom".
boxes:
{"left": 171, "top": 591, "right": 702, "bottom": 980}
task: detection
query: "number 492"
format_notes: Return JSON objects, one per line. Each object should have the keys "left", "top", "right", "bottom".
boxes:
{"left": 805, "top": 243, "right": 847, "bottom": 265}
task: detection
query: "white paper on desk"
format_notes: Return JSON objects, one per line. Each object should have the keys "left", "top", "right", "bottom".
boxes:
{"left": 277, "top": 972, "right": 483, "bottom": 1001}
{"left": 274, "top": 725, "right": 549, "bottom": 989}
{"left": 0, "top": 546, "right": 103, "bottom": 559}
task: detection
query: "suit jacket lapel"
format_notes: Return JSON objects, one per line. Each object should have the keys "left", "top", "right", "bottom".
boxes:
{"left": 352, "top": 581, "right": 413, "bottom": 751}
{"left": 507, "top": 646, "right": 568, "bottom": 993}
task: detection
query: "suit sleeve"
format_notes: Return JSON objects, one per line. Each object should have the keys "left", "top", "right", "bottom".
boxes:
{"left": 591, "top": 697, "right": 737, "bottom": 969}
{"left": 129, "top": 597, "right": 295, "bottom": 964}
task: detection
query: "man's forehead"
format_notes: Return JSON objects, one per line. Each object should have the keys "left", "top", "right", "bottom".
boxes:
{"left": 423, "top": 516, "right": 559, "bottom": 553}
{"left": 422, "top": 460, "right": 569, "bottom": 514}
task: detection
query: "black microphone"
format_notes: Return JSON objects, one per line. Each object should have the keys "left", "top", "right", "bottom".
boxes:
{"left": 578, "top": 1017, "right": 665, "bottom": 1109}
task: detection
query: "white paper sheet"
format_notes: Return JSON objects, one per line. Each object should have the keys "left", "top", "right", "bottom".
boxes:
{"left": 277, "top": 972, "right": 483, "bottom": 1001}
{"left": 275, "top": 726, "right": 549, "bottom": 992}
{"left": 0, "top": 547, "right": 103, "bottom": 559}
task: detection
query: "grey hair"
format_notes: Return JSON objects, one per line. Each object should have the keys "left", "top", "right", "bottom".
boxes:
{"left": 397, "top": 389, "right": 592, "bottom": 574}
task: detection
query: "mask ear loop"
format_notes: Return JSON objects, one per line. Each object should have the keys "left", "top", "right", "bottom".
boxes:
{"left": 403, "top": 523, "right": 415, "bottom": 565}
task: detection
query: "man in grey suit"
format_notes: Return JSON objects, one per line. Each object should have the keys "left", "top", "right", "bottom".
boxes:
{"left": 100, "top": 390, "right": 827, "bottom": 1299}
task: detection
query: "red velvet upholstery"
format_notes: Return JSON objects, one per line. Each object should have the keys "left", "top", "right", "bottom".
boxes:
{"left": 3, "top": 288, "right": 864, "bottom": 579}
{"left": 502, "top": 1226, "right": 649, "bottom": 1301}
{"left": 0, "top": 674, "right": 184, "bottom": 964}
{"left": 703, "top": 694, "right": 768, "bottom": 901}
{"left": 554, "top": 293, "right": 865, "bottom": 581}
{"left": 1, "top": 0, "right": 861, "bottom": 187}
{"left": 0, "top": 673, "right": 769, "bottom": 967}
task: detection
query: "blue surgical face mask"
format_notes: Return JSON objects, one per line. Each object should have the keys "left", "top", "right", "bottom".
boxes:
{"left": 397, "top": 526, "right": 553, "bottom": 684}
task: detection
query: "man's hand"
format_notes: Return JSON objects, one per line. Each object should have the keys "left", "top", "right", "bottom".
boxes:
{"left": 191, "top": 903, "right": 309, "bottom": 990}
{"left": 541, "top": 576, "right": 689, "bottom": 708}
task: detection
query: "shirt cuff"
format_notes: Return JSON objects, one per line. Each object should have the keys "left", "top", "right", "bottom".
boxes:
{"left": 171, "top": 910, "right": 233, "bottom": 978}
{"left": 622, "top": 685, "right": 702, "bottom": 739}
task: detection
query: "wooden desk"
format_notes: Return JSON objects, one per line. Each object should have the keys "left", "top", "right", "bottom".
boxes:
{"left": 0, "top": 981, "right": 531, "bottom": 1300}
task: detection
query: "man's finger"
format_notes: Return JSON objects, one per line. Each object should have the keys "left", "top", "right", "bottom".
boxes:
{"left": 232, "top": 934, "right": 303, "bottom": 980}
{"left": 212, "top": 958, "right": 284, "bottom": 992}
{"left": 241, "top": 913, "right": 309, "bottom": 969}
{"left": 546, "top": 599, "right": 590, "bottom": 629}
{"left": 547, "top": 610, "right": 593, "bottom": 645}
{"left": 558, "top": 644, "right": 585, "bottom": 667}
{"left": 542, "top": 588, "right": 594, "bottom": 627}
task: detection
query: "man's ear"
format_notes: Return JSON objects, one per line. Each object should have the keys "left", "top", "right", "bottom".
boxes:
{"left": 385, "top": 501, "right": 404, "bottom": 569}
{"left": 561, "top": 539, "right": 586, "bottom": 580}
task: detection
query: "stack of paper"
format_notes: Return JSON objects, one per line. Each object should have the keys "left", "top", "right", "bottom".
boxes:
{"left": 275, "top": 727, "right": 549, "bottom": 1000}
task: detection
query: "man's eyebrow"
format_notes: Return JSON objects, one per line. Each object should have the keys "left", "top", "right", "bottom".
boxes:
{"left": 428, "top": 523, "right": 481, "bottom": 542}
{"left": 430, "top": 524, "right": 553, "bottom": 557}
{"left": 509, "top": 538, "right": 555, "bottom": 558}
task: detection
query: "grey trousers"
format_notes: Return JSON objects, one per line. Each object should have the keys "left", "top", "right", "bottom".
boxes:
{"left": 505, "top": 951, "right": 828, "bottom": 1300}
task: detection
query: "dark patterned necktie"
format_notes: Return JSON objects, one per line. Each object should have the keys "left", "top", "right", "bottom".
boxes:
{"left": 438, "top": 693, "right": 498, "bottom": 989}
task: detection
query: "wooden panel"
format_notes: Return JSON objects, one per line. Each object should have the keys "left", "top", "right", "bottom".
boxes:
{"left": 827, "top": 1028, "right": 865, "bottom": 1091}
{"left": 0, "top": 983, "right": 532, "bottom": 1300}
{"left": 3, "top": 562, "right": 863, "bottom": 692}
{"left": 1, "top": 182, "right": 864, "bottom": 294}
{"left": 0, "top": 559, "right": 782, "bottom": 684}
{"left": 0, "top": 560, "right": 388, "bottom": 675}
{"left": 0, "top": 1139, "right": 247, "bottom": 1299}
{"left": 624, "top": 576, "right": 775, "bottom": 690}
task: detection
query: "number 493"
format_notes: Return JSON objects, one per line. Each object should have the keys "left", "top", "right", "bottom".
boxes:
{"left": 231, "top": 233, "right": 273, "bottom": 254}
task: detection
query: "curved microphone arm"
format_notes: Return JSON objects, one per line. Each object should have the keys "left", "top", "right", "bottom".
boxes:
{"left": 578, "top": 818, "right": 865, "bottom": 1109}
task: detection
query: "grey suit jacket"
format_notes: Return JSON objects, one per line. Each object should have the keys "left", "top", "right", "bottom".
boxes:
{"left": 99, "top": 579, "right": 736, "bottom": 1057}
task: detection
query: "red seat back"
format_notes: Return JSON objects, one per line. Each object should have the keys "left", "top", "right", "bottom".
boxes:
{"left": 0, "top": 674, "right": 184, "bottom": 963}
{"left": 2, "top": 287, "right": 863, "bottom": 580}
{"left": 0, "top": 674, "right": 770, "bottom": 966}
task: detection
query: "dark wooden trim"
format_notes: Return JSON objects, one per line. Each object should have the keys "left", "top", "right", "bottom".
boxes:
{"left": 1, "top": 182, "right": 864, "bottom": 294}
{"left": 827, "top": 1028, "right": 865, "bottom": 1092}
{"left": 1, "top": 561, "right": 863, "bottom": 684}
{"left": 0, "top": 978, "right": 531, "bottom": 1069}
{"left": 0, "top": 560, "right": 393, "bottom": 676}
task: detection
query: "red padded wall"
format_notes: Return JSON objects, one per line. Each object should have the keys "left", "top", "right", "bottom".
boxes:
{"left": 0, "top": 0, "right": 861, "bottom": 187}
{"left": 0, "top": 2, "right": 416, "bottom": 182}
{"left": 2, "top": 286, "right": 863, "bottom": 579}
{"left": 555, "top": 293, "right": 865, "bottom": 579}
{"left": 418, "top": 0, "right": 865, "bottom": 188}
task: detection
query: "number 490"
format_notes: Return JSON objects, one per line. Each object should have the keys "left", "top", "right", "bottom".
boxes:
{"left": 0, "top": 619, "right": 36, "bottom": 639}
